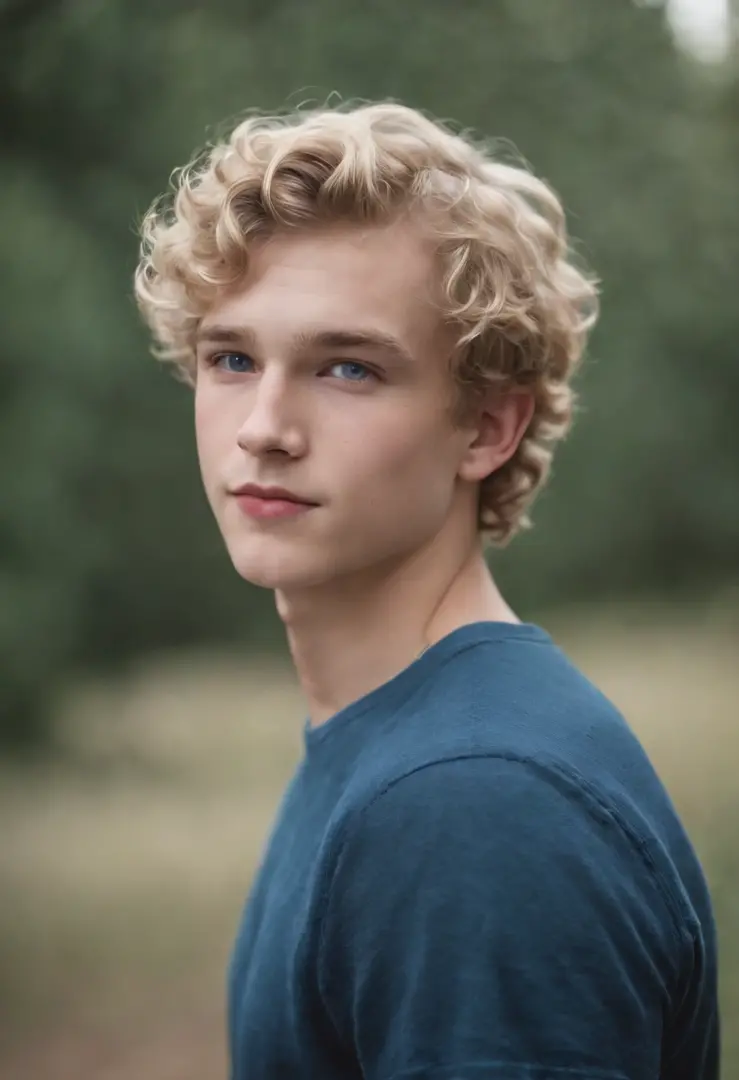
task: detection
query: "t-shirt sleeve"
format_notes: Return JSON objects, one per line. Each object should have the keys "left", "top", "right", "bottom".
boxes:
{"left": 317, "top": 755, "right": 690, "bottom": 1080}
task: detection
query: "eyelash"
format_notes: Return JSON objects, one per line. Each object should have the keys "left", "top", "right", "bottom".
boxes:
{"left": 206, "top": 352, "right": 381, "bottom": 383}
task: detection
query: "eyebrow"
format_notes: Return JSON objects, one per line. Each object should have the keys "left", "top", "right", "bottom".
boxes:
{"left": 195, "top": 324, "right": 415, "bottom": 365}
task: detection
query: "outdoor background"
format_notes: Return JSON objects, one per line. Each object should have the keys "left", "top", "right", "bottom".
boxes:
{"left": 1, "top": 0, "right": 738, "bottom": 1076}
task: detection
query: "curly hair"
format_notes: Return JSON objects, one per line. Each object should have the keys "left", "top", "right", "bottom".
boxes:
{"left": 135, "top": 101, "right": 599, "bottom": 545}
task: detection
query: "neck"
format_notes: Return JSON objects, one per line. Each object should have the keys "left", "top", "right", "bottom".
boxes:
{"left": 275, "top": 527, "right": 519, "bottom": 727}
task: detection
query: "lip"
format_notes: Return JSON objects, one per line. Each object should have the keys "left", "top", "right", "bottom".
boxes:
{"left": 230, "top": 483, "right": 317, "bottom": 504}
{"left": 230, "top": 483, "right": 318, "bottom": 521}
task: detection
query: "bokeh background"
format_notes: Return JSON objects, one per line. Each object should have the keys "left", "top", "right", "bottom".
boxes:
{"left": 1, "top": 0, "right": 738, "bottom": 1076}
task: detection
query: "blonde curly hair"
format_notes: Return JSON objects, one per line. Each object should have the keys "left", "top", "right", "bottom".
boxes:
{"left": 135, "top": 101, "right": 599, "bottom": 545}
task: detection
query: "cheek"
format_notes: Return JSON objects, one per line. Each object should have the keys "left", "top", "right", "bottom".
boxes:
{"left": 194, "top": 387, "right": 231, "bottom": 473}
{"left": 194, "top": 400, "right": 214, "bottom": 480}
{"left": 334, "top": 405, "right": 461, "bottom": 505}
{"left": 194, "top": 399, "right": 236, "bottom": 518}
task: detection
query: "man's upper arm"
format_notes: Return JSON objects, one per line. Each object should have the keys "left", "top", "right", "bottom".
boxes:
{"left": 317, "top": 755, "right": 688, "bottom": 1080}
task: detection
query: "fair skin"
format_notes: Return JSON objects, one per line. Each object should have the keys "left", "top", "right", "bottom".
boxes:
{"left": 194, "top": 219, "right": 534, "bottom": 725}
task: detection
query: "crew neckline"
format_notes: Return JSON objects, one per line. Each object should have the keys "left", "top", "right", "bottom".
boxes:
{"left": 303, "top": 620, "right": 550, "bottom": 753}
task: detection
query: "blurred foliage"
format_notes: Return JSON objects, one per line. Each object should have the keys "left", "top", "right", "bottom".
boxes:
{"left": 1, "top": 0, "right": 738, "bottom": 745}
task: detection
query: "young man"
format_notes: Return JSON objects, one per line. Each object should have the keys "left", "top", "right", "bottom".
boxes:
{"left": 135, "top": 103, "right": 718, "bottom": 1079}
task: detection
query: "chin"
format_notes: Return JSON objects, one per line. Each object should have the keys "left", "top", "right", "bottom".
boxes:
{"left": 228, "top": 542, "right": 337, "bottom": 592}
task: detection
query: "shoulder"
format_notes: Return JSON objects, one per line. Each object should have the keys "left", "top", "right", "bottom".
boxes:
{"left": 317, "top": 753, "right": 693, "bottom": 1054}
{"left": 327, "top": 753, "right": 688, "bottom": 959}
{"left": 350, "top": 628, "right": 649, "bottom": 808}
{"left": 341, "top": 752, "right": 644, "bottom": 858}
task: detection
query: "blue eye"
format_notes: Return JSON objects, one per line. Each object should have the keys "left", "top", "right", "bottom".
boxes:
{"left": 328, "top": 361, "right": 374, "bottom": 382}
{"left": 213, "top": 352, "right": 254, "bottom": 374}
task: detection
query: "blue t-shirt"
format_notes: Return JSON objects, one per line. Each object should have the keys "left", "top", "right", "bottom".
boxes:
{"left": 228, "top": 621, "right": 719, "bottom": 1079}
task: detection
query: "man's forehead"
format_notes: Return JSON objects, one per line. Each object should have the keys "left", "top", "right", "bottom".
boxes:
{"left": 200, "top": 223, "right": 444, "bottom": 350}
{"left": 247, "top": 219, "right": 435, "bottom": 283}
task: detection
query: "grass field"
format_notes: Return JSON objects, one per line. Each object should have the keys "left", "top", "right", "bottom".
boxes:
{"left": 0, "top": 603, "right": 737, "bottom": 1078}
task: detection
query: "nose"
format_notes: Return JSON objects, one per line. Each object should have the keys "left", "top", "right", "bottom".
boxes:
{"left": 236, "top": 369, "right": 307, "bottom": 459}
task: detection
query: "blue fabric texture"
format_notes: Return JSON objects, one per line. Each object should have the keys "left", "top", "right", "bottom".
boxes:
{"left": 228, "top": 622, "right": 719, "bottom": 1079}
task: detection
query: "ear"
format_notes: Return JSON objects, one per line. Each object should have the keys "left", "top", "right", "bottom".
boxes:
{"left": 457, "top": 387, "right": 535, "bottom": 483}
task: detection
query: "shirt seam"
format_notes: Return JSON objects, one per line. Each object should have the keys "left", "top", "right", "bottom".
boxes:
{"left": 317, "top": 750, "right": 691, "bottom": 1017}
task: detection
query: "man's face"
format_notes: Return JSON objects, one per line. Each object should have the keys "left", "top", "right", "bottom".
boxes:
{"left": 194, "top": 220, "right": 475, "bottom": 592}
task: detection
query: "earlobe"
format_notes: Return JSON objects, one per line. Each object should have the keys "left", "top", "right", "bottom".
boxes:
{"left": 458, "top": 389, "right": 535, "bottom": 483}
